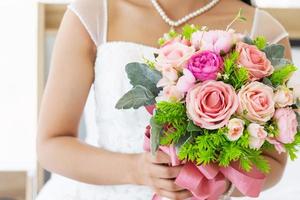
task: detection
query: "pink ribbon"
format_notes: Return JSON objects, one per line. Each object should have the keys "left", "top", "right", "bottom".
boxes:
{"left": 143, "top": 106, "right": 266, "bottom": 200}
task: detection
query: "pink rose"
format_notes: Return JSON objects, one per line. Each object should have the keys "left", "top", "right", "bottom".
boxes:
{"left": 191, "top": 30, "right": 235, "bottom": 54}
{"left": 274, "top": 86, "right": 294, "bottom": 108}
{"left": 226, "top": 118, "right": 245, "bottom": 141}
{"left": 274, "top": 108, "right": 298, "bottom": 144}
{"left": 187, "top": 50, "right": 223, "bottom": 81}
{"left": 247, "top": 123, "right": 268, "bottom": 149}
{"left": 176, "top": 69, "right": 196, "bottom": 93}
{"left": 266, "top": 137, "right": 286, "bottom": 154}
{"left": 156, "top": 40, "right": 195, "bottom": 71}
{"left": 186, "top": 80, "right": 238, "bottom": 130}
{"left": 156, "top": 65, "right": 178, "bottom": 88}
{"left": 238, "top": 82, "right": 275, "bottom": 124}
{"left": 156, "top": 85, "right": 184, "bottom": 102}
{"left": 236, "top": 42, "right": 274, "bottom": 81}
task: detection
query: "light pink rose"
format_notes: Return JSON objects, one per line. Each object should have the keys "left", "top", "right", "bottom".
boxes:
{"left": 266, "top": 137, "right": 286, "bottom": 154}
{"left": 156, "top": 85, "right": 184, "bottom": 102}
{"left": 191, "top": 29, "right": 235, "bottom": 54}
{"left": 186, "top": 80, "right": 239, "bottom": 130}
{"left": 236, "top": 42, "right": 274, "bottom": 81}
{"left": 187, "top": 50, "right": 224, "bottom": 81}
{"left": 238, "top": 81, "right": 275, "bottom": 124}
{"left": 274, "top": 86, "right": 294, "bottom": 108}
{"left": 156, "top": 40, "right": 195, "bottom": 71}
{"left": 274, "top": 108, "right": 298, "bottom": 144}
{"left": 247, "top": 123, "right": 268, "bottom": 150}
{"left": 226, "top": 118, "right": 245, "bottom": 141}
{"left": 156, "top": 65, "right": 178, "bottom": 88}
{"left": 176, "top": 69, "right": 196, "bottom": 93}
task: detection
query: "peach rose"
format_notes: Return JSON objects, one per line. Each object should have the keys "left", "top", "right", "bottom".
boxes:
{"left": 247, "top": 123, "right": 268, "bottom": 150}
{"left": 238, "top": 82, "right": 275, "bottom": 124}
{"left": 226, "top": 118, "right": 245, "bottom": 141}
{"left": 236, "top": 42, "right": 274, "bottom": 81}
{"left": 274, "top": 108, "right": 298, "bottom": 144}
{"left": 274, "top": 86, "right": 294, "bottom": 108}
{"left": 186, "top": 80, "right": 239, "bottom": 130}
{"left": 155, "top": 40, "right": 195, "bottom": 72}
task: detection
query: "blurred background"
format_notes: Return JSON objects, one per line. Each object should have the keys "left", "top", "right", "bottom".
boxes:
{"left": 0, "top": 0, "right": 299, "bottom": 200}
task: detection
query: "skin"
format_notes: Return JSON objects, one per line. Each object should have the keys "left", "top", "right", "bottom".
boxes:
{"left": 37, "top": 0, "right": 291, "bottom": 199}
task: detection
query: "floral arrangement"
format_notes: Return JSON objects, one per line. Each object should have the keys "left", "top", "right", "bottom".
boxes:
{"left": 115, "top": 11, "right": 300, "bottom": 199}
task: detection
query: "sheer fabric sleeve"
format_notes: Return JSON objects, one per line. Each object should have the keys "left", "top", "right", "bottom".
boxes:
{"left": 67, "top": 0, "right": 107, "bottom": 46}
{"left": 250, "top": 9, "right": 289, "bottom": 44}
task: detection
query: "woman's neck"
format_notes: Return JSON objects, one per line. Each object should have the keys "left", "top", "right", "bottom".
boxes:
{"left": 126, "top": 0, "right": 213, "bottom": 19}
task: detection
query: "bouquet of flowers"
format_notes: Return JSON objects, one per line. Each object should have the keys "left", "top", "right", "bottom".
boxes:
{"left": 115, "top": 11, "right": 300, "bottom": 200}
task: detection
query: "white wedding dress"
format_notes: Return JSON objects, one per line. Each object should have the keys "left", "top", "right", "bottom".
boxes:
{"left": 36, "top": 0, "right": 289, "bottom": 199}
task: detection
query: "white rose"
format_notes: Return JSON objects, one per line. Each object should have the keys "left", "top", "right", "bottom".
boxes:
{"left": 247, "top": 123, "right": 268, "bottom": 150}
{"left": 226, "top": 118, "right": 245, "bottom": 141}
{"left": 274, "top": 86, "right": 294, "bottom": 108}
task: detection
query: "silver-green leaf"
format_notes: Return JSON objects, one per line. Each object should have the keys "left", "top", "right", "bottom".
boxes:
{"left": 150, "top": 117, "right": 163, "bottom": 155}
{"left": 264, "top": 44, "right": 285, "bottom": 66}
{"left": 115, "top": 85, "right": 155, "bottom": 109}
{"left": 126, "top": 62, "right": 162, "bottom": 96}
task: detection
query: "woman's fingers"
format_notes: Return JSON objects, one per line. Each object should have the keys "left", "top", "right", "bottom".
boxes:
{"left": 154, "top": 188, "right": 193, "bottom": 200}
{"left": 152, "top": 178, "right": 184, "bottom": 192}
{"left": 148, "top": 151, "right": 171, "bottom": 164}
{"left": 150, "top": 164, "right": 183, "bottom": 179}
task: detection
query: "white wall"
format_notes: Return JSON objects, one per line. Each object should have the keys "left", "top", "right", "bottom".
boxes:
{"left": 0, "top": 1, "right": 37, "bottom": 171}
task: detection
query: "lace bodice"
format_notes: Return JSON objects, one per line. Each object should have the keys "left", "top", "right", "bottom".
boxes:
{"left": 37, "top": 1, "right": 289, "bottom": 199}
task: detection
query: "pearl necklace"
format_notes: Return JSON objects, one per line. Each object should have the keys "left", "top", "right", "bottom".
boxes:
{"left": 150, "top": 0, "right": 220, "bottom": 27}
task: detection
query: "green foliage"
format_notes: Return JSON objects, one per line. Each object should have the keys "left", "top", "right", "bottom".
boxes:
{"left": 182, "top": 24, "right": 199, "bottom": 40}
{"left": 269, "top": 64, "right": 298, "bottom": 86}
{"left": 253, "top": 36, "right": 267, "bottom": 50}
{"left": 285, "top": 133, "right": 300, "bottom": 161}
{"left": 115, "top": 85, "right": 155, "bottom": 109}
{"left": 265, "top": 123, "right": 279, "bottom": 137}
{"left": 178, "top": 124, "right": 270, "bottom": 173}
{"left": 226, "top": 8, "right": 247, "bottom": 31}
{"left": 154, "top": 102, "right": 187, "bottom": 124}
{"left": 222, "top": 52, "right": 250, "bottom": 89}
{"left": 154, "top": 102, "right": 188, "bottom": 145}
{"left": 186, "top": 121, "right": 203, "bottom": 132}
{"left": 125, "top": 62, "right": 162, "bottom": 95}
{"left": 264, "top": 44, "right": 285, "bottom": 66}
{"left": 219, "top": 144, "right": 242, "bottom": 167}
{"left": 158, "top": 29, "right": 180, "bottom": 46}
{"left": 150, "top": 117, "right": 163, "bottom": 155}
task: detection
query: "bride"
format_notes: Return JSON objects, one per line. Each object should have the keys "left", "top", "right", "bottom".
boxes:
{"left": 37, "top": 0, "right": 292, "bottom": 199}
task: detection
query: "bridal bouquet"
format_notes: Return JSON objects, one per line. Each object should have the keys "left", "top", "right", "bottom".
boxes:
{"left": 115, "top": 12, "right": 299, "bottom": 200}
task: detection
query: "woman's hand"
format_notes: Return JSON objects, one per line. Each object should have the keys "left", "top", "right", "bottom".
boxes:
{"left": 133, "top": 151, "right": 193, "bottom": 200}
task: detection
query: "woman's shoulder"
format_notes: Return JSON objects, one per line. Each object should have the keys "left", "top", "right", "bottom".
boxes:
{"left": 68, "top": 0, "right": 107, "bottom": 46}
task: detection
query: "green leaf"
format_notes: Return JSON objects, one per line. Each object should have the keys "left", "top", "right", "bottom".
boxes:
{"left": 272, "top": 58, "right": 291, "bottom": 69}
{"left": 243, "top": 36, "right": 254, "bottom": 45}
{"left": 253, "top": 36, "right": 267, "bottom": 50}
{"left": 125, "top": 62, "right": 162, "bottom": 95}
{"left": 262, "top": 77, "right": 274, "bottom": 88}
{"left": 182, "top": 24, "right": 199, "bottom": 40}
{"left": 187, "top": 121, "right": 203, "bottom": 132}
{"left": 115, "top": 85, "right": 155, "bottom": 109}
{"left": 269, "top": 64, "right": 298, "bottom": 86}
{"left": 150, "top": 117, "right": 163, "bottom": 155}
{"left": 285, "top": 133, "right": 300, "bottom": 161}
{"left": 264, "top": 44, "right": 285, "bottom": 66}
{"left": 239, "top": 156, "right": 252, "bottom": 172}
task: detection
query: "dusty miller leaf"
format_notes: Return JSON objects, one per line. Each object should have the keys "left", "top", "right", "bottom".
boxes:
{"left": 115, "top": 85, "right": 155, "bottom": 109}
{"left": 150, "top": 117, "right": 163, "bottom": 155}
{"left": 126, "top": 62, "right": 162, "bottom": 95}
